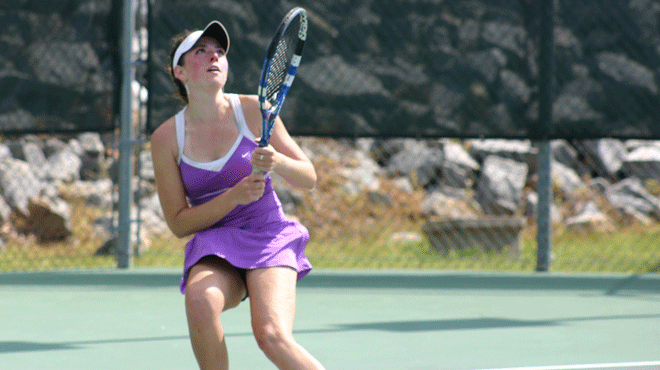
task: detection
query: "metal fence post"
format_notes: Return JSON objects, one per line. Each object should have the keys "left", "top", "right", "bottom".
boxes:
{"left": 117, "top": 0, "right": 136, "bottom": 269}
{"left": 536, "top": 142, "right": 552, "bottom": 271}
{"left": 536, "top": 0, "right": 555, "bottom": 272}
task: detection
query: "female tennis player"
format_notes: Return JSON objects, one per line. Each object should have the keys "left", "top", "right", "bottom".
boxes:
{"left": 150, "top": 21, "right": 325, "bottom": 370}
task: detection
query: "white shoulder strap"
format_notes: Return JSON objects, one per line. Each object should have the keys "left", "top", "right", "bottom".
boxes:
{"left": 174, "top": 107, "right": 187, "bottom": 161}
{"left": 227, "top": 94, "right": 257, "bottom": 141}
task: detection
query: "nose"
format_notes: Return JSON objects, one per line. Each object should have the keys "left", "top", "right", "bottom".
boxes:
{"left": 210, "top": 48, "right": 224, "bottom": 60}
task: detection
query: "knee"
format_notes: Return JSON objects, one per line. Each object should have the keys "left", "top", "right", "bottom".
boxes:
{"left": 185, "top": 276, "right": 243, "bottom": 316}
{"left": 252, "top": 323, "right": 294, "bottom": 356}
{"left": 185, "top": 285, "right": 229, "bottom": 325}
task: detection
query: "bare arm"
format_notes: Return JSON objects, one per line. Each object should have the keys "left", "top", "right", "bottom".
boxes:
{"left": 242, "top": 95, "right": 317, "bottom": 190}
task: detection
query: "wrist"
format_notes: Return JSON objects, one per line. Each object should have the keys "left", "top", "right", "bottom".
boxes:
{"left": 222, "top": 187, "right": 239, "bottom": 208}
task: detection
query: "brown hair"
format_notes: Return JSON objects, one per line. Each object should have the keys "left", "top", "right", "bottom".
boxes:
{"left": 169, "top": 31, "right": 192, "bottom": 104}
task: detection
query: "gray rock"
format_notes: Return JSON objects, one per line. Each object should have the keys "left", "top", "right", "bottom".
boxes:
{"left": 476, "top": 155, "right": 528, "bottom": 215}
{"left": 469, "top": 139, "right": 538, "bottom": 172}
{"left": 606, "top": 178, "right": 660, "bottom": 219}
{"left": 46, "top": 149, "right": 82, "bottom": 182}
{"left": 596, "top": 52, "right": 658, "bottom": 94}
{"left": 386, "top": 141, "right": 443, "bottom": 188}
{"left": 552, "top": 161, "right": 585, "bottom": 196}
{"left": 574, "top": 139, "right": 627, "bottom": 180}
{"left": 0, "top": 157, "right": 44, "bottom": 216}
{"left": 441, "top": 141, "right": 479, "bottom": 188}
{"left": 622, "top": 145, "right": 660, "bottom": 181}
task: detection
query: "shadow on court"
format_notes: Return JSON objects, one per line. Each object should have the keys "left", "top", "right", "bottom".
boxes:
{"left": 1, "top": 269, "right": 658, "bottom": 370}
{"left": 300, "top": 272, "right": 660, "bottom": 294}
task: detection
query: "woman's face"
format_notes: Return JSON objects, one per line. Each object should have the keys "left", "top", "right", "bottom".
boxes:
{"left": 176, "top": 36, "right": 229, "bottom": 90}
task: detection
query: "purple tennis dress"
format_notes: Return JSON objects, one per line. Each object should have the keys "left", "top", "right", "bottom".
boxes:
{"left": 176, "top": 93, "right": 312, "bottom": 294}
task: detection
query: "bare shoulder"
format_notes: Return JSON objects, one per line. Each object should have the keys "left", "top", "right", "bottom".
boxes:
{"left": 150, "top": 116, "right": 177, "bottom": 157}
{"left": 237, "top": 94, "right": 259, "bottom": 110}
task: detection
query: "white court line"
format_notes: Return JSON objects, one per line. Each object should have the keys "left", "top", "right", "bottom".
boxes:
{"left": 477, "top": 361, "right": 660, "bottom": 370}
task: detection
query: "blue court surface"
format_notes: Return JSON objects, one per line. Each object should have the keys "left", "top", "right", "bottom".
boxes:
{"left": 1, "top": 269, "right": 658, "bottom": 370}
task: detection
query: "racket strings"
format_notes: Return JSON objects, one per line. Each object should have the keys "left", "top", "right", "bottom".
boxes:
{"left": 265, "top": 17, "right": 302, "bottom": 104}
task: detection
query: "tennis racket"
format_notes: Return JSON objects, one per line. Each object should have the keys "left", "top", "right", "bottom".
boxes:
{"left": 256, "top": 7, "right": 308, "bottom": 149}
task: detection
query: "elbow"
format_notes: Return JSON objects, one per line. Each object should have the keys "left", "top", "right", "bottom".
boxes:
{"left": 307, "top": 173, "right": 317, "bottom": 190}
{"left": 166, "top": 221, "right": 192, "bottom": 239}
{"left": 171, "top": 225, "right": 194, "bottom": 239}
{"left": 172, "top": 229, "right": 190, "bottom": 239}
{"left": 307, "top": 164, "right": 318, "bottom": 189}
{"left": 302, "top": 169, "right": 317, "bottom": 190}
{"left": 168, "top": 227, "right": 185, "bottom": 239}
{"left": 285, "top": 165, "right": 316, "bottom": 190}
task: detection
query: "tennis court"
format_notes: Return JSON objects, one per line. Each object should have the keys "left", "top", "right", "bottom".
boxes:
{"left": 1, "top": 269, "right": 658, "bottom": 370}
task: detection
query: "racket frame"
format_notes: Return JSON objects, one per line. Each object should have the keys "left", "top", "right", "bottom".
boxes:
{"left": 256, "top": 7, "right": 308, "bottom": 148}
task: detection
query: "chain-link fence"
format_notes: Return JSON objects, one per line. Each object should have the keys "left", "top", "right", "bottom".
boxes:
{"left": 0, "top": 1, "right": 119, "bottom": 134}
{"left": 1, "top": 0, "right": 659, "bottom": 274}
{"left": 148, "top": 0, "right": 660, "bottom": 140}
{"left": 1, "top": 135, "right": 658, "bottom": 274}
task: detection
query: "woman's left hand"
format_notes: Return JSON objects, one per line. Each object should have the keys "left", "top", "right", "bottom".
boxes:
{"left": 251, "top": 142, "right": 277, "bottom": 173}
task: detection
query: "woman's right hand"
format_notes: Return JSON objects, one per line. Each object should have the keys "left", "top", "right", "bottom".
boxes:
{"left": 229, "top": 173, "right": 266, "bottom": 205}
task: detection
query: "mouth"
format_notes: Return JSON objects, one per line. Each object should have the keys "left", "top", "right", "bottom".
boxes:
{"left": 208, "top": 66, "right": 221, "bottom": 73}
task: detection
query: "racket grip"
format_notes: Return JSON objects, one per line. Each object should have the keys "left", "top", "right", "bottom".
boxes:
{"left": 251, "top": 168, "right": 269, "bottom": 176}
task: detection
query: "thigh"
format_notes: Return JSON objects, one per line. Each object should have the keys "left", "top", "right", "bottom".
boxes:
{"left": 246, "top": 266, "right": 298, "bottom": 331}
{"left": 186, "top": 256, "right": 248, "bottom": 311}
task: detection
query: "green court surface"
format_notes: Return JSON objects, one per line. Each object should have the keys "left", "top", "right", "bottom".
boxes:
{"left": 1, "top": 269, "right": 658, "bottom": 370}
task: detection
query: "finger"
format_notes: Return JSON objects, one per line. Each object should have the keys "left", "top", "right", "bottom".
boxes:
{"left": 247, "top": 172, "right": 265, "bottom": 182}
{"left": 253, "top": 147, "right": 269, "bottom": 158}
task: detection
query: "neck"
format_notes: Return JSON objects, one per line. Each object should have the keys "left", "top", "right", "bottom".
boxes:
{"left": 185, "top": 90, "right": 231, "bottom": 123}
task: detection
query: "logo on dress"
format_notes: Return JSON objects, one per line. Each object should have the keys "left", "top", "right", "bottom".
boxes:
{"left": 241, "top": 152, "right": 250, "bottom": 158}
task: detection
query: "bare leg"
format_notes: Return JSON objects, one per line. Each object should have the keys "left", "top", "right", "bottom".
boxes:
{"left": 185, "top": 257, "right": 247, "bottom": 370}
{"left": 247, "top": 266, "right": 325, "bottom": 370}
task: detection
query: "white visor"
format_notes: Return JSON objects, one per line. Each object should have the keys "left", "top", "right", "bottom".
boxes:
{"left": 172, "top": 21, "right": 230, "bottom": 71}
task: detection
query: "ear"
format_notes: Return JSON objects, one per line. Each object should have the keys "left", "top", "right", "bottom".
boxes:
{"left": 173, "top": 64, "right": 187, "bottom": 82}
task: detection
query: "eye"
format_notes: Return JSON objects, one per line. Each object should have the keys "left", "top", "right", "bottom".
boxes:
{"left": 195, "top": 47, "right": 206, "bottom": 54}
{"left": 209, "top": 46, "right": 225, "bottom": 57}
